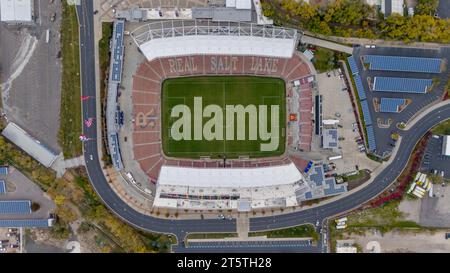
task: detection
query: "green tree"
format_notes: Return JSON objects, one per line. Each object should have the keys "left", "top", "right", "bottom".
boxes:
{"left": 415, "top": 0, "right": 439, "bottom": 15}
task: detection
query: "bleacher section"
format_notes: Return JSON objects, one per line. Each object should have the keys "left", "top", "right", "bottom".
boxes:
{"left": 373, "top": 77, "right": 432, "bottom": 94}
{"left": 379, "top": 98, "right": 406, "bottom": 113}
{"left": 347, "top": 56, "right": 358, "bottom": 75}
{"left": 153, "top": 163, "right": 347, "bottom": 210}
{"left": 131, "top": 21, "right": 299, "bottom": 61}
{"left": 0, "top": 200, "right": 31, "bottom": 215}
{"left": 363, "top": 55, "right": 442, "bottom": 73}
{"left": 131, "top": 53, "right": 314, "bottom": 184}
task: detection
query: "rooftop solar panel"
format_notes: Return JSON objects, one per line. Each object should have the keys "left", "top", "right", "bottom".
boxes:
{"left": 380, "top": 98, "right": 406, "bottom": 113}
{"left": 354, "top": 75, "right": 366, "bottom": 101}
{"left": 0, "top": 219, "right": 52, "bottom": 228}
{"left": 360, "top": 100, "right": 372, "bottom": 126}
{"left": 373, "top": 77, "right": 432, "bottom": 94}
{"left": 347, "top": 56, "right": 359, "bottom": 75}
{"left": 364, "top": 55, "right": 441, "bottom": 73}
{"left": 366, "top": 125, "right": 377, "bottom": 151}
{"left": 0, "top": 180, "right": 5, "bottom": 195}
{"left": 324, "top": 178, "right": 346, "bottom": 195}
{"left": 0, "top": 200, "right": 31, "bottom": 214}
{"left": 0, "top": 167, "right": 8, "bottom": 175}
{"left": 111, "top": 20, "right": 125, "bottom": 83}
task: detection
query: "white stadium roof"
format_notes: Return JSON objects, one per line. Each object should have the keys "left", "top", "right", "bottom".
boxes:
{"left": 131, "top": 20, "right": 299, "bottom": 61}
{"left": 158, "top": 163, "right": 304, "bottom": 188}
{"left": 0, "top": 0, "right": 32, "bottom": 22}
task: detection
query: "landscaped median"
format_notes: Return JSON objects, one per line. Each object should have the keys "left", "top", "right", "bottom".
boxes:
{"left": 249, "top": 224, "right": 319, "bottom": 242}
{"left": 59, "top": 1, "right": 82, "bottom": 158}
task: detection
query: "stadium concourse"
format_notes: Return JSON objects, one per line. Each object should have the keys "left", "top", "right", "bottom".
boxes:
{"left": 121, "top": 21, "right": 347, "bottom": 212}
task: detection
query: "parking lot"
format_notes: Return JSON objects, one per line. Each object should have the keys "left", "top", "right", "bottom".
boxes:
{"left": 352, "top": 46, "right": 450, "bottom": 158}
{"left": 0, "top": 167, "right": 55, "bottom": 220}
{"left": 0, "top": 228, "right": 21, "bottom": 253}
{"left": 419, "top": 135, "right": 450, "bottom": 179}
{"left": 316, "top": 70, "right": 381, "bottom": 174}
{"left": 0, "top": 0, "right": 62, "bottom": 153}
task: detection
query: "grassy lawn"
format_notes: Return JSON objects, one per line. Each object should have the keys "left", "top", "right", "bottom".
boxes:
{"left": 186, "top": 233, "right": 238, "bottom": 240}
{"left": 431, "top": 119, "right": 450, "bottom": 135}
{"left": 342, "top": 170, "right": 364, "bottom": 182}
{"left": 161, "top": 76, "right": 286, "bottom": 159}
{"left": 249, "top": 224, "right": 319, "bottom": 242}
{"left": 312, "top": 47, "right": 337, "bottom": 73}
{"left": 99, "top": 22, "right": 113, "bottom": 165}
{"left": 346, "top": 200, "right": 421, "bottom": 233}
{"left": 58, "top": 1, "right": 82, "bottom": 158}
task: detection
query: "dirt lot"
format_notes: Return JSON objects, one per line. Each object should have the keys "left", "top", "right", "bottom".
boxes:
{"left": 399, "top": 183, "right": 450, "bottom": 227}
{"left": 349, "top": 229, "right": 450, "bottom": 253}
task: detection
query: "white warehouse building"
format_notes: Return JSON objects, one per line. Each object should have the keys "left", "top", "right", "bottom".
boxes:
{"left": 0, "top": 0, "right": 33, "bottom": 23}
{"left": 443, "top": 135, "right": 450, "bottom": 156}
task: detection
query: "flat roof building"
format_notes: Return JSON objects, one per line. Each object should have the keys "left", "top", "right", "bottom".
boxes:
{"left": 0, "top": 0, "right": 33, "bottom": 22}
{"left": 443, "top": 136, "right": 450, "bottom": 156}
{"left": 2, "top": 122, "right": 58, "bottom": 168}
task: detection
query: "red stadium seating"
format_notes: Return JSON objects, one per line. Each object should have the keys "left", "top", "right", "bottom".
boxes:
{"left": 130, "top": 53, "right": 315, "bottom": 182}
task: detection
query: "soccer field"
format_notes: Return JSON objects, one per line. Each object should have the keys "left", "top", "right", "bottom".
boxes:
{"left": 161, "top": 76, "right": 286, "bottom": 159}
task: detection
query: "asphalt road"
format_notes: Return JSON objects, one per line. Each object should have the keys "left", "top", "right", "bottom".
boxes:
{"left": 77, "top": 1, "right": 450, "bottom": 252}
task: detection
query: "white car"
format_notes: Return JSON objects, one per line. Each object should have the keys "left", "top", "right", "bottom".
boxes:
{"left": 89, "top": 155, "right": 93, "bottom": 160}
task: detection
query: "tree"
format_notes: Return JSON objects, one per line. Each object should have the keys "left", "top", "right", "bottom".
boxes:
{"left": 415, "top": 0, "right": 439, "bottom": 15}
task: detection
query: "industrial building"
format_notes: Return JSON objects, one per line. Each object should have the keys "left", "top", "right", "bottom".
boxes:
{"left": 443, "top": 135, "right": 450, "bottom": 157}
{"left": 0, "top": 0, "right": 33, "bottom": 23}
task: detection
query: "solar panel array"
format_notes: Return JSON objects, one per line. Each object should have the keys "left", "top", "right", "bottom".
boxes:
{"left": 110, "top": 133, "right": 123, "bottom": 170}
{"left": 374, "top": 77, "right": 432, "bottom": 94}
{"left": 354, "top": 75, "right": 367, "bottom": 100}
{"left": 0, "top": 167, "right": 8, "bottom": 175}
{"left": 0, "top": 200, "right": 31, "bottom": 214}
{"left": 366, "top": 125, "right": 377, "bottom": 151}
{"left": 0, "top": 219, "right": 52, "bottom": 228}
{"left": 347, "top": 56, "right": 359, "bottom": 75}
{"left": 360, "top": 100, "right": 372, "bottom": 126}
{"left": 324, "top": 178, "right": 346, "bottom": 195}
{"left": 380, "top": 98, "right": 406, "bottom": 113}
{"left": 111, "top": 20, "right": 125, "bottom": 82}
{"left": 0, "top": 180, "right": 5, "bottom": 195}
{"left": 363, "top": 55, "right": 441, "bottom": 73}
{"left": 347, "top": 55, "right": 376, "bottom": 152}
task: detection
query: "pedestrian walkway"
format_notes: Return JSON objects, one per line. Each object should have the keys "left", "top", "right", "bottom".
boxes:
{"left": 51, "top": 155, "right": 85, "bottom": 177}
{"left": 301, "top": 35, "right": 353, "bottom": 54}
{"left": 237, "top": 214, "right": 249, "bottom": 239}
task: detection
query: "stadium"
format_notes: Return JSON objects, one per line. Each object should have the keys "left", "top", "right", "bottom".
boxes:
{"left": 107, "top": 20, "right": 347, "bottom": 213}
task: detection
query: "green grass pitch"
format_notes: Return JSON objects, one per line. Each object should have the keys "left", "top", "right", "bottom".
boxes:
{"left": 161, "top": 76, "right": 286, "bottom": 159}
